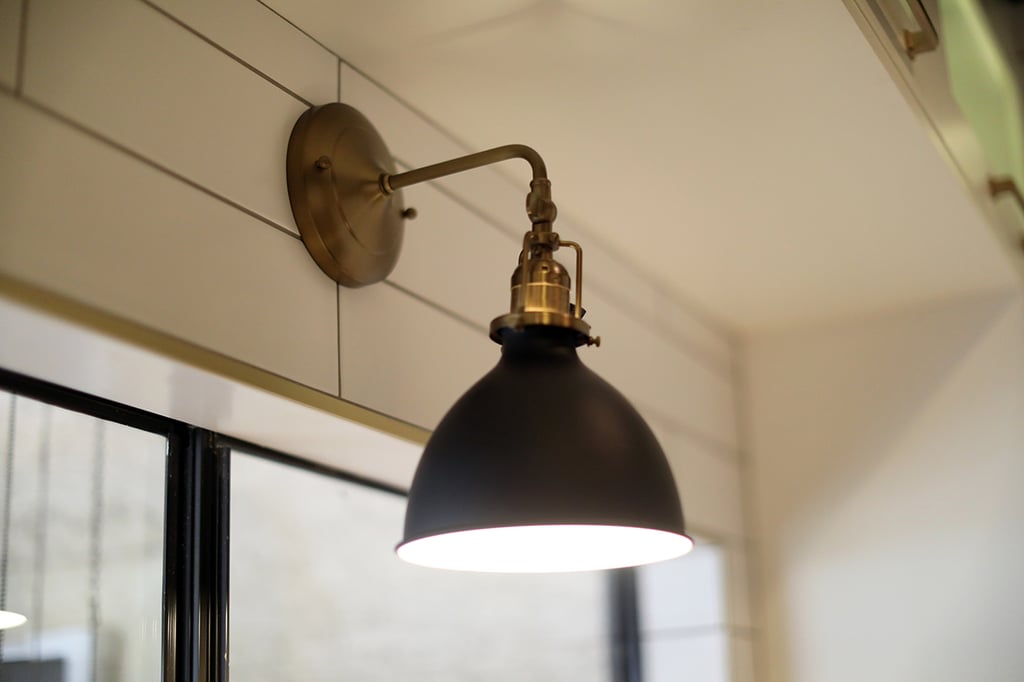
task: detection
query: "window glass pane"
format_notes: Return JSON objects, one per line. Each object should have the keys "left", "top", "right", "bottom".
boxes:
{"left": 637, "top": 542, "right": 731, "bottom": 682}
{"left": 230, "top": 451, "right": 612, "bottom": 681}
{"left": 0, "top": 390, "right": 165, "bottom": 682}
{"left": 642, "top": 631, "right": 730, "bottom": 682}
{"left": 638, "top": 542, "right": 725, "bottom": 631}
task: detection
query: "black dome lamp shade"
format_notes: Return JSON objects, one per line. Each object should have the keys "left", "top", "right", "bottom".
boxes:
{"left": 397, "top": 326, "right": 692, "bottom": 572}
{"left": 286, "top": 103, "right": 693, "bottom": 572}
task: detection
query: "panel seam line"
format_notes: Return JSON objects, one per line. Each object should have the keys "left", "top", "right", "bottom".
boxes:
{"left": 14, "top": 0, "right": 29, "bottom": 95}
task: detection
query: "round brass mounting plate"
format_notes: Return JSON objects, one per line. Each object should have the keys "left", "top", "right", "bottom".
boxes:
{"left": 286, "top": 103, "right": 405, "bottom": 287}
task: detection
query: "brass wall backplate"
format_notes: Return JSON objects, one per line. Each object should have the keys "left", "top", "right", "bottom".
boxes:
{"left": 286, "top": 103, "right": 406, "bottom": 287}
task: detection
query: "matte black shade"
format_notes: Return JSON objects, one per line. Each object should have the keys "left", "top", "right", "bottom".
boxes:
{"left": 399, "top": 327, "right": 688, "bottom": 561}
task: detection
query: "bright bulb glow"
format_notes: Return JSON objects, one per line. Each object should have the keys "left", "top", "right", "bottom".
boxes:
{"left": 397, "top": 525, "right": 694, "bottom": 572}
{"left": 0, "top": 610, "right": 27, "bottom": 630}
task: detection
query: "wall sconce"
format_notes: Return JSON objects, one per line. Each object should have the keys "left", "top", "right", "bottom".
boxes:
{"left": 286, "top": 104, "right": 693, "bottom": 572}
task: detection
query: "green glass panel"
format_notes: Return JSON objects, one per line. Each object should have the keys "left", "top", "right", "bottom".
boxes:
{"left": 940, "top": 0, "right": 1024, "bottom": 188}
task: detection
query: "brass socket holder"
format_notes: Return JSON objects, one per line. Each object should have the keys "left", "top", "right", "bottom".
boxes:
{"left": 489, "top": 231, "right": 593, "bottom": 346}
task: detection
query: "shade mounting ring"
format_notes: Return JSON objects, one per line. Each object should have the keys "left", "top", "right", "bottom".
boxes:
{"left": 286, "top": 103, "right": 406, "bottom": 287}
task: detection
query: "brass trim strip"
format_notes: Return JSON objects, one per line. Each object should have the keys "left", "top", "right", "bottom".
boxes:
{"left": 989, "top": 176, "right": 1024, "bottom": 253}
{"left": 863, "top": 0, "right": 938, "bottom": 61}
{"left": 0, "top": 273, "right": 431, "bottom": 446}
{"left": 989, "top": 176, "right": 1024, "bottom": 215}
{"left": 901, "top": 0, "right": 939, "bottom": 59}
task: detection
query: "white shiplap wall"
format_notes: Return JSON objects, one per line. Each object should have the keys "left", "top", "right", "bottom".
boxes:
{"left": 0, "top": 1, "right": 754, "bottom": 677}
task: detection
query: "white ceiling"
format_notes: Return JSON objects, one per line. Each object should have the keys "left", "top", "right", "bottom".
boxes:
{"left": 265, "top": 0, "right": 1017, "bottom": 333}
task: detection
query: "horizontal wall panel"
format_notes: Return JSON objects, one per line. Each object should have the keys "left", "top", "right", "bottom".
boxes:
{"left": 584, "top": 290, "right": 737, "bottom": 451}
{"left": 23, "top": 0, "right": 308, "bottom": 233}
{"left": 581, "top": 288, "right": 654, "bottom": 404}
{"left": 340, "top": 64, "right": 466, "bottom": 172}
{"left": 0, "top": 0, "right": 19, "bottom": 90}
{"left": 341, "top": 64, "right": 528, "bottom": 241}
{"left": 563, "top": 222, "right": 661, "bottom": 327}
{"left": 339, "top": 284, "right": 498, "bottom": 430}
{"left": 0, "top": 95, "right": 339, "bottom": 394}
{"left": 650, "top": 418, "right": 745, "bottom": 538}
{"left": 647, "top": 326, "right": 738, "bottom": 450}
{"left": 147, "top": 0, "right": 338, "bottom": 104}
{"left": 653, "top": 286, "right": 734, "bottom": 377}
{"left": 388, "top": 182, "right": 519, "bottom": 326}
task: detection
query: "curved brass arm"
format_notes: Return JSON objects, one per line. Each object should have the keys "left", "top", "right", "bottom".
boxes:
{"left": 382, "top": 144, "right": 547, "bottom": 187}
{"left": 380, "top": 145, "right": 557, "bottom": 227}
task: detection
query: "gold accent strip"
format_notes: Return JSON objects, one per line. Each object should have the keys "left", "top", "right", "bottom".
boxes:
{"left": 0, "top": 273, "right": 430, "bottom": 446}
{"left": 990, "top": 176, "right": 1024, "bottom": 215}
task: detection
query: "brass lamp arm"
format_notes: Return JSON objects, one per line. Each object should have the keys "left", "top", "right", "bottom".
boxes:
{"left": 379, "top": 145, "right": 558, "bottom": 227}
